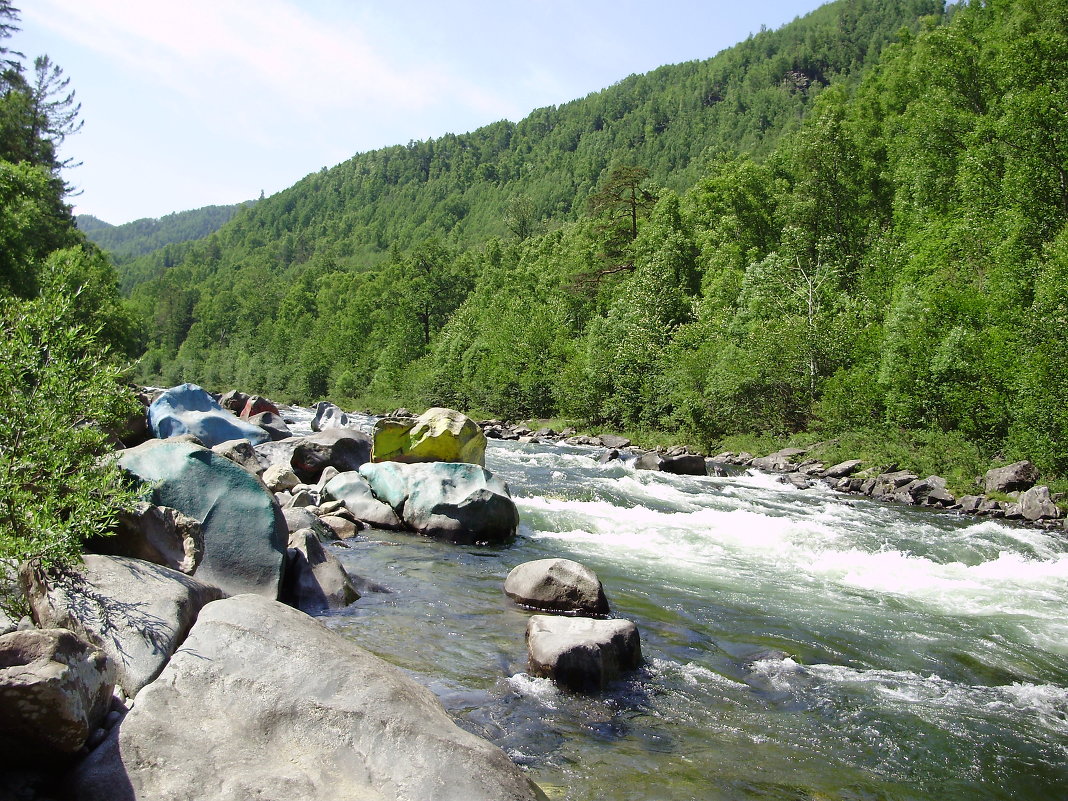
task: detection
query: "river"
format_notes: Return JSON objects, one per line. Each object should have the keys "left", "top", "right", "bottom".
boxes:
{"left": 305, "top": 427, "right": 1068, "bottom": 800}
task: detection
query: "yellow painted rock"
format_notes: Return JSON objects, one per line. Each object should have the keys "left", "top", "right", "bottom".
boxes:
{"left": 371, "top": 407, "right": 487, "bottom": 466}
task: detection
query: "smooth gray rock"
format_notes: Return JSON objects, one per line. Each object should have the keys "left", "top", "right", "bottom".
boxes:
{"left": 504, "top": 559, "right": 610, "bottom": 617}
{"left": 22, "top": 555, "right": 224, "bottom": 697}
{"left": 211, "top": 438, "right": 264, "bottom": 477}
{"left": 117, "top": 441, "right": 288, "bottom": 599}
{"left": 526, "top": 615, "right": 642, "bottom": 692}
{"left": 597, "top": 434, "right": 631, "bottom": 449}
{"left": 281, "top": 506, "right": 333, "bottom": 540}
{"left": 95, "top": 502, "right": 203, "bottom": 575}
{"left": 72, "top": 595, "right": 548, "bottom": 801}
{"left": 322, "top": 471, "right": 406, "bottom": 531}
{"left": 983, "top": 461, "right": 1039, "bottom": 494}
{"left": 247, "top": 411, "right": 292, "bottom": 441}
{"left": 822, "top": 459, "right": 863, "bottom": 479}
{"left": 281, "top": 530, "right": 360, "bottom": 613}
{"left": 358, "top": 461, "right": 519, "bottom": 544}
{"left": 1019, "top": 485, "right": 1061, "bottom": 521}
{"left": 262, "top": 463, "right": 300, "bottom": 493}
{"left": 291, "top": 429, "right": 372, "bottom": 483}
{"left": 0, "top": 629, "right": 113, "bottom": 764}
{"left": 310, "top": 401, "right": 353, "bottom": 432}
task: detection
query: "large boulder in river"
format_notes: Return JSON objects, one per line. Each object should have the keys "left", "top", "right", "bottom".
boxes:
{"left": 116, "top": 440, "right": 288, "bottom": 599}
{"left": 147, "top": 383, "right": 269, "bottom": 448}
{"left": 247, "top": 410, "right": 292, "bottom": 441}
{"left": 21, "top": 555, "right": 224, "bottom": 697}
{"left": 526, "top": 615, "right": 641, "bottom": 693}
{"left": 291, "top": 429, "right": 372, "bottom": 484}
{"left": 310, "top": 401, "right": 354, "bottom": 432}
{"left": 0, "top": 628, "right": 113, "bottom": 764}
{"left": 71, "top": 595, "right": 548, "bottom": 801}
{"left": 1018, "top": 485, "right": 1061, "bottom": 521}
{"left": 505, "top": 559, "right": 610, "bottom": 617}
{"left": 239, "top": 395, "right": 278, "bottom": 419}
{"left": 372, "top": 407, "right": 486, "bottom": 467}
{"left": 322, "top": 471, "right": 406, "bottom": 531}
{"left": 634, "top": 452, "right": 707, "bottom": 476}
{"left": 359, "top": 461, "right": 518, "bottom": 544}
{"left": 983, "top": 461, "right": 1039, "bottom": 494}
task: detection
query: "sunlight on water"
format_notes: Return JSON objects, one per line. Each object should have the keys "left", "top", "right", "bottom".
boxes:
{"left": 323, "top": 437, "right": 1068, "bottom": 800}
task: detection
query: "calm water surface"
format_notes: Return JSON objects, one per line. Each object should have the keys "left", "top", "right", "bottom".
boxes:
{"left": 290, "top": 417, "right": 1067, "bottom": 800}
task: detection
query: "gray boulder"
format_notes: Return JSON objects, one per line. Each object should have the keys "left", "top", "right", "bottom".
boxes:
{"left": 0, "top": 629, "right": 113, "bottom": 764}
{"left": 211, "top": 438, "right": 264, "bottom": 477}
{"left": 358, "top": 461, "right": 519, "bottom": 544}
{"left": 247, "top": 411, "right": 292, "bottom": 441}
{"left": 94, "top": 502, "right": 203, "bottom": 575}
{"left": 116, "top": 441, "right": 288, "bottom": 599}
{"left": 526, "top": 615, "right": 642, "bottom": 692}
{"left": 72, "top": 595, "right": 548, "bottom": 801}
{"left": 504, "top": 559, "right": 610, "bottom": 617}
{"left": 291, "top": 429, "right": 373, "bottom": 484}
{"left": 322, "top": 471, "right": 406, "bottom": 531}
{"left": 262, "top": 462, "right": 300, "bottom": 493}
{"left": 281, "top": 530, "right": 360, "bottom": 613}
{"left": 984, "top": 461, "right": 1039, "bottom": 494}
{"left": 822, "top": 459, "right": 863, "bottom": 479}
{"left": 1019, "top": 486, "right": 1061, "bottom": 521}
{"left": 597, "top": 434, "right": 631, "bottom": 449}
{"left": 147, "top": 383, "right": 268, "bottom": 448}
{"left": 22, "top": 555, "right": 224, "bottom": 697}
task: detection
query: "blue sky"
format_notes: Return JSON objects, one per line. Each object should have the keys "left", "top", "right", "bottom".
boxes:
{"left": 17, "top": 0, "right": 825, "bottom": 224}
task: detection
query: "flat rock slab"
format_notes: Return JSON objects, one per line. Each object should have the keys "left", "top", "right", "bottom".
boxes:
{"left": 23, "top": 555, "right": 224, "bottom": 697}
{"left": 72, "top": 595, "right": 547, "bottom": 801}
{"left": 117, "top": 441, "right": 288, "bottom": 599}
{"left": 526, "top": 615, "right": 641, "bottom": 693}
{"left": 504, "top": 559, "right": 609, "bottom": 617}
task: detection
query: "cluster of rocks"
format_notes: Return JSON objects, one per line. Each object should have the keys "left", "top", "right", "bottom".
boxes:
{"left": 503, "top": 558, "right": 642, "bottom": 692}
{"left": 714, "top": 447, "right": 1064, "bottom": 525}
{"left": 1, "top": 386, "right": 546, "bottom": 801}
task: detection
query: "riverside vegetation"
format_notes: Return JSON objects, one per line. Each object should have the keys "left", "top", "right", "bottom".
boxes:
{"left": 97, "top": 0, "right": 1068, "bottom": 502}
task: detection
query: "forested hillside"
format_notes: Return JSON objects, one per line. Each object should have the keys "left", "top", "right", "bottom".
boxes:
{"left": 77, "top": 202, "right": 254, "bottom": 271}
{"left": 127, "top": 0, "right": 1068, "bottom": 478}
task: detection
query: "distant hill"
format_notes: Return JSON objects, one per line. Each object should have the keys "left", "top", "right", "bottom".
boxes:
{"left": 77, "top": 202, "right": 256, "bottom": 265}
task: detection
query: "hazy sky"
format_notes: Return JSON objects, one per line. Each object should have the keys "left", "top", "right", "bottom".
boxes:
{"left": 17, "top": 0, "right": 825, "bottom": 224}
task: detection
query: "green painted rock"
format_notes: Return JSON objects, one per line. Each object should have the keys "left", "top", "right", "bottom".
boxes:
{"left": 371, "top": 407, "right": 486, "bottom": 466}
{"left": 358, "top": 461, "right": 519, "bottom": 544}
{"left": 116, "top": 441, "right": 288, "bottom": 599}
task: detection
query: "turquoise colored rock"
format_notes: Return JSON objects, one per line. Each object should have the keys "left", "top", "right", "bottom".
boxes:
{"left": 322, "top": 472, "right": 405, "bottom": 531}
{"left": 358, "top": 461, "right": 518, "bottom": 544}
{"left": 371, "top": 407, "right": 486, "bottom": 467}
{"left": 148, "top": 383, "right": 268, "bottom": 448}
{"left": 116, "top": 441, "right": 287, "bottom": 598}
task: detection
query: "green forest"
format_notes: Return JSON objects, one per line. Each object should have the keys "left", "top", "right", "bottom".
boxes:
{"left": 8, "top": 0, "right": 1068, "bottom": 497}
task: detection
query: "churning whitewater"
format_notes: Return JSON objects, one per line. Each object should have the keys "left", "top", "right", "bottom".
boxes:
{"left": 317, "top": 429, "right": 1068, "bottom": 800}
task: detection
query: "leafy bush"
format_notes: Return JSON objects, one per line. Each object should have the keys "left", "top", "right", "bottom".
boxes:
{"left": 0, "top": 293, "right": 142, "bottom": 618}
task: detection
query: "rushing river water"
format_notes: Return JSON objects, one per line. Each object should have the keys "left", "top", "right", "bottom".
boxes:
{"left": 295, "top": 418, "right": 1068, "bottom": 800}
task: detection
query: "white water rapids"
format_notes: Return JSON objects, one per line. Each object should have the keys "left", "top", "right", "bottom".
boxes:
{"left": 279, "top": 409, "right": 1068, "bottom": 799}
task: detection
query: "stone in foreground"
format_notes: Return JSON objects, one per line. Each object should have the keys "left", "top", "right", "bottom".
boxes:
{"left": 117, "top": 440, "right": 288, "bottom": 599}
{"left": 0, "top": 629, "right": 113, "bottom": 764}
{"left": 359, "top": 461, "right": 519, "bottom": 543}
{"left": 147, "top": 383, "right": 268, "bottom": 448}
{"left": 372, "top": 407, "right": 487, "bottom": 467}
{"left": 23, "top": 555, "right": 224, "bottom": 697}
{"left": 526, "top": 615, "right": 642, "bottom": 692}
{"left": 72, "top": 595, "right": 547, "bottom": 801}
{"left": 504, "top": 558, "right": 610, "bottom": 617}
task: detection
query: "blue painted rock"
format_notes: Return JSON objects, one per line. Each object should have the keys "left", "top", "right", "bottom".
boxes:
{"left": 116, "top": 441, "right": 287, "bottom": 599}
{"left": 148, "top": 384, "right": 268, "bottom": 448}
{"left": 358, "top": 461, "right": 519, "bottom": 544}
